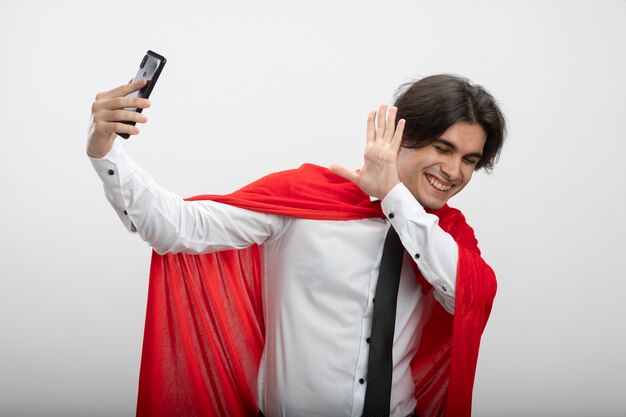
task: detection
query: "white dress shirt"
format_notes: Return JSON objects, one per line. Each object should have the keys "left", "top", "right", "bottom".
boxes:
{"left": 90, "top": 139, "right": 459, "bottom": 417}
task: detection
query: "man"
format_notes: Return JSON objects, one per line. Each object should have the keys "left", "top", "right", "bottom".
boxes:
{"left": 87, "top": 74, "right": 505, "bottom": 417}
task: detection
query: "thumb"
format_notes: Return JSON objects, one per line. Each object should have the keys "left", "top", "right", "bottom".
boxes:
{"left": 329, "top": 164, "right": 358, "bottom": 184}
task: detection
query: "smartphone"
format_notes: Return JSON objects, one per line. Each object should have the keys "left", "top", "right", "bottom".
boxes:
{"left": 117, "top": 50, "right": 167, "bottom": 139}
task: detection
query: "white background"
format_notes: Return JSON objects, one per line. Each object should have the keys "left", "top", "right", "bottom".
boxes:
{"left": 1, "top": 1, "right": 625, "bottom": 416}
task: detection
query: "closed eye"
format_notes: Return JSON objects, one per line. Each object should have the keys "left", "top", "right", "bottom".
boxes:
{"left": 434, "top": 145, "right": 451, "bottom": 154}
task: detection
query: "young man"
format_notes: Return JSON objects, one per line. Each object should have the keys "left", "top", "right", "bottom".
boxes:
{"left": 88, "top": 74, "right": 505, "bottom": 417}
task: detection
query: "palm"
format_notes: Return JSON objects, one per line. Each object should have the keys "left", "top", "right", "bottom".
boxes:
{"left": 331, "top": 105, "right": 405, "bottom": 200}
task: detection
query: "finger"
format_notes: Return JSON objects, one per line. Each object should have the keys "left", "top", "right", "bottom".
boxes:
{"left": 391, "top": 118, "right": 405, "bottom": 151}
{"left": 375, "top": 104, "right": 387, "bottom": 141}
{"left": 98, "top": 96, "right": 151, "bottom": 111}
{"left": 94, "top": 118, "right": 141, "bottom": 136}
{"left": 383, "top": 106, "right": 398, "bottom": 143}
{"left": 329, "top": 164, "right": 359, "bottom": 184}
{"left": 102, "top": 109, "right": 148, "bottom": 124}
{"left": 111, "top": 121, "right": 141, "bottom": 136}
{"left": 366, "top": 111, "right": 376, "bottom": 144}
{"left": 97, "top": 78, "right": 148, "bottom": 100}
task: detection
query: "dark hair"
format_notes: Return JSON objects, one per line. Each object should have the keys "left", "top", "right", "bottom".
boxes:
{"left": 393, "top": 74, "right": 506, "bottom": 171}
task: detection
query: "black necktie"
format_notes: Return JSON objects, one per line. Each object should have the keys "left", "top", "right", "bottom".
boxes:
{"left": 362, "top": 226, "right": 404, "bottom": 417}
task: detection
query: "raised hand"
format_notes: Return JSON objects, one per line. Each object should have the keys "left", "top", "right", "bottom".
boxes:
{"left": 87, "top": 78, "right": 151, "bottom": 158}
{"left": 330, "top": 105, "right": 406, "bottom": 200}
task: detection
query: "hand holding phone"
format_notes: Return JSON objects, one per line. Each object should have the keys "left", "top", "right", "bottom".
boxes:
{"left": 117, "top": 50, "right": 166, "bottom": 139}
{"left": 87, "top": 51, "right": 166, "bottom": 158}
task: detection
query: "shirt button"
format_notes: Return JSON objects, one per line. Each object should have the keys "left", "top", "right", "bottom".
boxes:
{"left": 123, "top": 210, "right": 128, "bottom": 215}
{"left": 388, "top": 212, "right": 395, "bottom": 219}
{"left": 108, "top": 169, "right": 115, "bottom": 175}
{"left": 359, "top": 378, "right": 365, "bottom": 384}
{"left": 414, "top": 253, "right": 420, "bottom": 259}
{"left": 366, "top": 337, "right": 371, "bottom": 344}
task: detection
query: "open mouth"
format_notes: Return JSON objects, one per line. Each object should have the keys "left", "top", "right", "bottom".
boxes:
{"left": 425, "top": 174, "right": 452, "bottom": 192}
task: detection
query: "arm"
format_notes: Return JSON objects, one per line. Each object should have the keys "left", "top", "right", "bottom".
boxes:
{"left": 381, "top": 183, "right": 458, "bottom": 313}
{"left": 87, "top": 81, "right": 283, "bottom": 254}
{"left": 89, "top": 140, "right": 284, "bottom": 254}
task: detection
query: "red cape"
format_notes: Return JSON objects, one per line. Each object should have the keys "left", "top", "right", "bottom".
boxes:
{"left": 136, "top": 164, "right": 496, "bottom": 417}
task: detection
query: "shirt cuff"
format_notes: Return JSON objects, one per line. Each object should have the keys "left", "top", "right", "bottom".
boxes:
{"left": 89, "top": 139, "right": 134, "bottom": 186}
{"left": 89, "top": 139, "right": 136, "bottom": 232}
{"left": 380, "top": 183, "right": 432, "bottom": 273}
{"left": 380, "top": 182, "right": 426, "bottom": 219}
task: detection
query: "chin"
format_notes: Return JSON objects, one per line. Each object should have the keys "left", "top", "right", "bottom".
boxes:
{"left": 409, "top": 183, "right": 452, "bottom": 210}
{"left": 423, "top": 201, "right": 446, "bottom": 210}
{"left": 413, "top": 194, "right": 445, "bottom": 210}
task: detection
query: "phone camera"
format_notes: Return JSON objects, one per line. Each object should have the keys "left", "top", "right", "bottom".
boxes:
{"left": 140, "top": 55, "right": 148, "bottom": 69}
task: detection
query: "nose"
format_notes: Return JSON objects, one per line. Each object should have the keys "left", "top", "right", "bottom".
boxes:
{"left": 440, "top": 157, "right": 462, "bottom": 181}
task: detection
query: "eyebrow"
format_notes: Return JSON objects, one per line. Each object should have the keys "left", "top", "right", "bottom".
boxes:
{"left": 434, "top": 138, "right": 483, "bottom": 160}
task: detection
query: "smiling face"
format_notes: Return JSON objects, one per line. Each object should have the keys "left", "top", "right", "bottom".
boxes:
{"left": 397, "top": 122, "right": 487, "bottom": 210}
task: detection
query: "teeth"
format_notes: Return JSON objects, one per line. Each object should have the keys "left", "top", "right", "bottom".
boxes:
{"left": 426, "top": 175, "right": 451, "bottom": 192}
